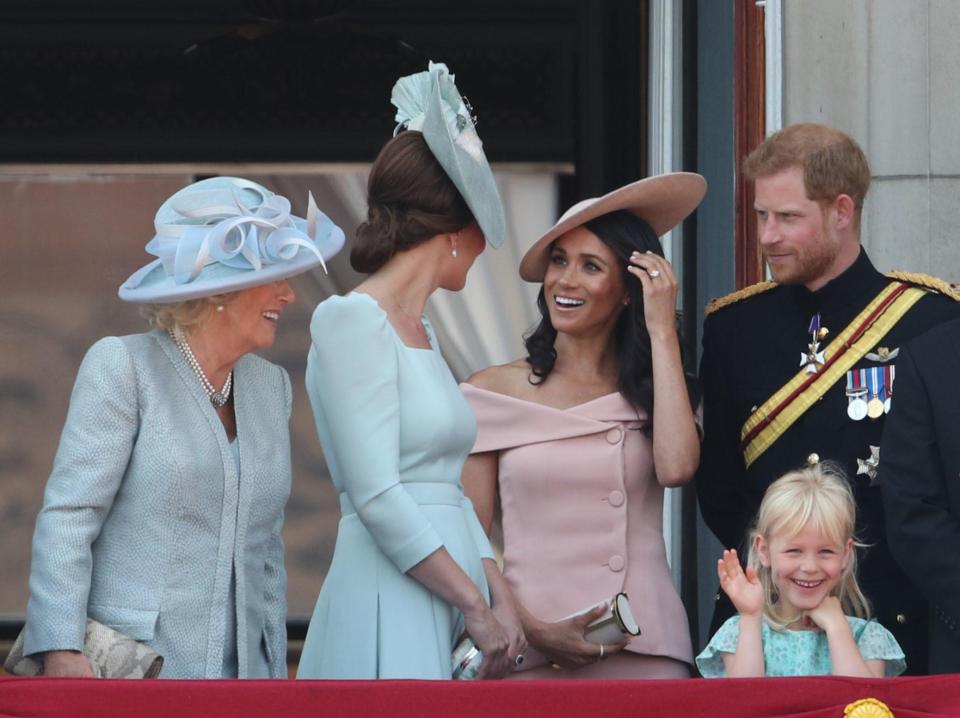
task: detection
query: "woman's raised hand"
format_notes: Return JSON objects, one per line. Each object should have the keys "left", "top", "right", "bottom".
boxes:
{"left": 627, "top": 251, "right": 678, "bottom": 336}
{"left": 718, "top": 549, "right": 764, "bottom": 617}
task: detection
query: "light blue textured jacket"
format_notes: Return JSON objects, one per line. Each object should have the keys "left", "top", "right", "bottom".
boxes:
{"left": 24, "top": 330, "right": 291, "bottom": 678}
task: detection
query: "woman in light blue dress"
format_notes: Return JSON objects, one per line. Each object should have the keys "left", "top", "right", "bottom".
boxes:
{"left": 297, "top": 63, "right": 525, "bottom": 680}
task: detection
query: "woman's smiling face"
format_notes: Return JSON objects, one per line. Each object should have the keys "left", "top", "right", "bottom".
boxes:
{"left": 217, "top": 279, "right": 296, "bottom": 353}
{"left": 542, "top": 226, "right": 628, "bottom": 339}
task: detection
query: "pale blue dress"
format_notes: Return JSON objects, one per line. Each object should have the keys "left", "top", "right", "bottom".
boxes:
{"left": 697, "top": 615, "right": 906, "bottom": 677}
{"left": 297, "top": 293, "right": 494, "bottom": 679}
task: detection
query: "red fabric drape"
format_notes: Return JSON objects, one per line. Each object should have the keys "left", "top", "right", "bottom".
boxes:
{"left": 2, "top": 676, "right": 960, "bottom": 718}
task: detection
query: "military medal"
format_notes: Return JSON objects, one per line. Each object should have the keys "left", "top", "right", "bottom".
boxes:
{"left": 866, "top": 367, "right": 885, "bottom": 420}
{"left": 857, "top": 445, "right": 881, "bottom": 486}
{"left": 800, "top": 313, "right": 826, "bottom": 374}
{"left": 846, "top": 369, "right": 868, "bottom": 421}
{"left": 883, "top": 364, "right": 895, "bottom": 413}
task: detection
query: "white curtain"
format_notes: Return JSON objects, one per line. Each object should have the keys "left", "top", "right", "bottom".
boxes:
{"left": 257, "top": 170, "right": 559, "bottom": 380}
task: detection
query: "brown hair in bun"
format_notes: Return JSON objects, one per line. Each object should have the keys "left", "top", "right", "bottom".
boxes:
{"left": 351, "top": 131, "right": 476, "bottom": 274}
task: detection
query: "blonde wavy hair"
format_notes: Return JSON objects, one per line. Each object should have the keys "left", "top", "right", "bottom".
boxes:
{"left": 140, "top": 292, "right": 238, "bottom": 333}
{"left": 747, "top": 462, "right": 870, "bottom": 630}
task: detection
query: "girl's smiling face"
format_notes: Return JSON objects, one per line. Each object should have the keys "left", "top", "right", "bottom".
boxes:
{"left": 756, "top": 520, "right": 853, "bottom": 620}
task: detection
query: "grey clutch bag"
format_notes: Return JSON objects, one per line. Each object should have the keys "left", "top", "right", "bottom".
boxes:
{"left": 4, "top": 618, "right": 164, "bottom": 678}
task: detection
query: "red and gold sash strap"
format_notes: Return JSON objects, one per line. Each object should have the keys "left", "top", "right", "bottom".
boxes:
{"left": 740, "top": 282, "right": 926, "bottom": 468}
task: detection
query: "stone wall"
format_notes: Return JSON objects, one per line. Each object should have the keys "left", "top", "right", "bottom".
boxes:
{"left": 784, "top": 0, "right": 960, "bottom": 281}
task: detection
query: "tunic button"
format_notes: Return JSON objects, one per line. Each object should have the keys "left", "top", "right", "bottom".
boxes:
{"left": 896, "top": 613, "right": 907, "bottom": 625}
{"left": 608, "top": 490, "right": 625, "bottom": 507}
{"left": 608, "top": 555, "right": 625, "bottom": 572}
{"left": 605, "top": 427, "right": 623, "bottom": 444}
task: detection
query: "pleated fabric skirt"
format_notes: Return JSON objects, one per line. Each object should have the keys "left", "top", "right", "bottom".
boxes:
{"left": 297, "top": 504, "right": 489, "bottom": 680}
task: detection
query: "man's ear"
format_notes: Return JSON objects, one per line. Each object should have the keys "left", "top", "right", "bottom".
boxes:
{"left": 833, "top": 193, "right": 856, "bottom": 232}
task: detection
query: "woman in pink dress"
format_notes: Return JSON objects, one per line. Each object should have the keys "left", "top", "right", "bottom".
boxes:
{"left": 462, "top": 174, "right": 706, "bottom": 678}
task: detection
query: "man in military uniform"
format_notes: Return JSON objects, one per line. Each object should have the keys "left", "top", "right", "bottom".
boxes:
{"left": 881, "top": 317, "right": 960, "bottom": 673}
{"left": 696, "top": 123, "right": 960, "bottom": 674}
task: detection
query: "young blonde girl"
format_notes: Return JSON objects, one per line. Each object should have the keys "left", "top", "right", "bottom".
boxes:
{"left": 696, "top": 463, "right": 905, "bottom": 677}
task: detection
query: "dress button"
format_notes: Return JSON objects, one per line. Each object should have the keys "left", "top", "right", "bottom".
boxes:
{"left": 605, "top": 427, "right": 623, "bottom": 444}
{"left": 608, "top": 555, "right": 625, "bottom": 572}
{"left": 608, "top": 490, "right": 625, "bottom": 507}
{"left": 896, "top": 613, "right": 907, "bottom": 625}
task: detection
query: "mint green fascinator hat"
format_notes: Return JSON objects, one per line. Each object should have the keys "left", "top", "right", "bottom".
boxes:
{"left": 391, "top": 61, "right": 507, "bottom": 248}
{"left": 119, "top": 176, "right": 345, "bottom": 303}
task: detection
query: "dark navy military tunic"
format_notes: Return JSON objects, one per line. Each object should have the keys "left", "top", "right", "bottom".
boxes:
{"left": 696, "top": 249, "right": 960, "bottom": 675}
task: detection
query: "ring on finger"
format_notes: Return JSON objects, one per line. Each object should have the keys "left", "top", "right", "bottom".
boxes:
{"left": 598, "top": 644, "right": 605, "bottom": 662}
{"left": 515, "top": 653, "right": 525, "bottom": 666}
{"left": 648, "top": 269, "right": 661, "bottom": 278}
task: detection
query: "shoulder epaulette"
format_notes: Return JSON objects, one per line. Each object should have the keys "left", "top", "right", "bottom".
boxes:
{"left": 887, "top": 271, "right": 960, "bottom": 302}
{"left": 705, "top": 281, "right": 777, "bottom": 316}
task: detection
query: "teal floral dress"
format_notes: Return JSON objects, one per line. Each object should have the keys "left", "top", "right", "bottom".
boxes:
{"left": 696, "top": 615, "right": 906, "bottom": 677}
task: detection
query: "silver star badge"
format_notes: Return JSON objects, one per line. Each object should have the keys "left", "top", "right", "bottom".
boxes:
{"left": 857, "top": 445, "right": 880, "bottom": 486}
{"left": 800, "top": 343, "right": 826, "bottom": 374}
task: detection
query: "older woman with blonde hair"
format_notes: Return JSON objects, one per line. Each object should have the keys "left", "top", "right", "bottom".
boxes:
{"left": 21, "top": 177, "right": 344, "bottom": 678}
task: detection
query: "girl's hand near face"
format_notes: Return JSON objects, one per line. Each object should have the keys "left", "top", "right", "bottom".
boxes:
{"left": 626, "top": 251, "right": 678, "bottom": 338}
{"left": 718, "top": 549, "right": 764, "bottom": 617}
{"left": 806, "top": 595, "right": 880, "bottom": 677}
{"left": 805, "top": 595, "right": 847, "bottom": 634}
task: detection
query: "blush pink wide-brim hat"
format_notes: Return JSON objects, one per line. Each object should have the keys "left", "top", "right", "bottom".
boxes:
{"left": 518, "top": 172, "right": 707, "bottom": 282}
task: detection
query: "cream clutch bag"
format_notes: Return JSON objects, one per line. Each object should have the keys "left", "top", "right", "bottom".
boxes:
{"left": 452, "top": 592, "right": 641, "bottom": 678}
{"left": 4, "top": 618, "right": 164, "bottom": 679}
{"left": 578, "top": 591, "right": 642, "bottom": 644}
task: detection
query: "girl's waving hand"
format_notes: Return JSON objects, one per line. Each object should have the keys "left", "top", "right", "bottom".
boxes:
{"left": 718, "top": 549, "right": 764, "bottom": 617}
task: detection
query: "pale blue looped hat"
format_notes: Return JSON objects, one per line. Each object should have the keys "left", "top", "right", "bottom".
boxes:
{"left": 391, "top": 61, "right": 506, "bottom": 248}
{"left": 119, "top": 176, "right": 346, "bottom": 303}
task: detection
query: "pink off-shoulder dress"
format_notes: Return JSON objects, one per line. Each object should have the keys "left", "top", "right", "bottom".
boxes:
{"left": 462, "top": 384, "right": 693, "bottom": 679}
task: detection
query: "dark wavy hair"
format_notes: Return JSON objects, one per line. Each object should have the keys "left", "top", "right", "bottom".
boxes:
{"left": 351, "top": 131, "right": 475, "bottom": 274}
{"left": 524, "top": 209, "right": 696, "bottom": 416}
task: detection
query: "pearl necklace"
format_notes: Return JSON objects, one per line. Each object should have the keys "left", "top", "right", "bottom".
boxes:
{"left": 169, "top": 330, "right": 233, "bottom": 407}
